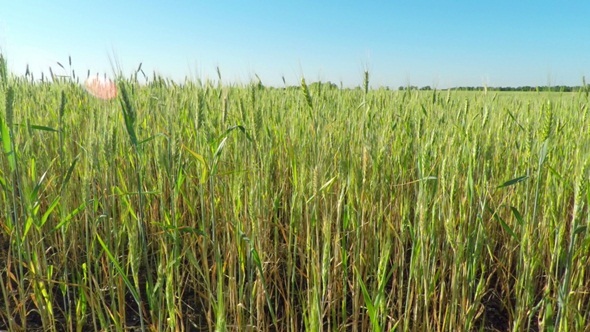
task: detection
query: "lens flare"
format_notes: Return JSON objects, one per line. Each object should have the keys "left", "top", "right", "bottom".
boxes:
{"left": 84, "top": 75, "right": 117, "bottom": 100}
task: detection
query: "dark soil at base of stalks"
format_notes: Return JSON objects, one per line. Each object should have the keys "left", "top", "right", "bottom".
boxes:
{"left": 0, "top": 274, "right": 210, "bottom": 331}
{"left": 0, "top": 237, "right": 208, "bottom": 331}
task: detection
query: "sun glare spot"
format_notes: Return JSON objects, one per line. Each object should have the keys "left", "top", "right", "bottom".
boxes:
{"left": 84, "top": 75, "right": 117, "bottom": 100}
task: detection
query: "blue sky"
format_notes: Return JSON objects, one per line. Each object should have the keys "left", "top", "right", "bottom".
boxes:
{"left": 1, "top": 1, "right": 589, "bottom": 88}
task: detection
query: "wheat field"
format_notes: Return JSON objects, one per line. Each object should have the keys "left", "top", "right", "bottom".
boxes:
{"left": 1, "top": 55, "right": 590, "bottom": 331}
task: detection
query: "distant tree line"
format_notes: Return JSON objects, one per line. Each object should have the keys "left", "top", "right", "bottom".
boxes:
{"left": 283, "top": 81, "right": 340, "bottom": 91}
{"left": 272, "top": 81, "right": 588, "bottom": 94}
{"left": 282, "top": 83, "right": 588, "bottom": 93}
{"left": 398, "top": 85, "right": 589, "bottom": 92}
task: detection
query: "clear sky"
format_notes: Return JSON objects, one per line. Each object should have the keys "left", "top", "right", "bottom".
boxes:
{"left": 1, "top": 1, "right": 589, "bottom": 88}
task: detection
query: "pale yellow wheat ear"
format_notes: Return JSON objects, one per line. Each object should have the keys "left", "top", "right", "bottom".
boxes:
{"left": 84, "top": 74, "right": 117, "bottom": 100}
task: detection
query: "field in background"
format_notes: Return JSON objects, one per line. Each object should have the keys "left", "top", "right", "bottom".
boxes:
{"left": 1, "top": 60, "right": 590, "bottom": 331}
